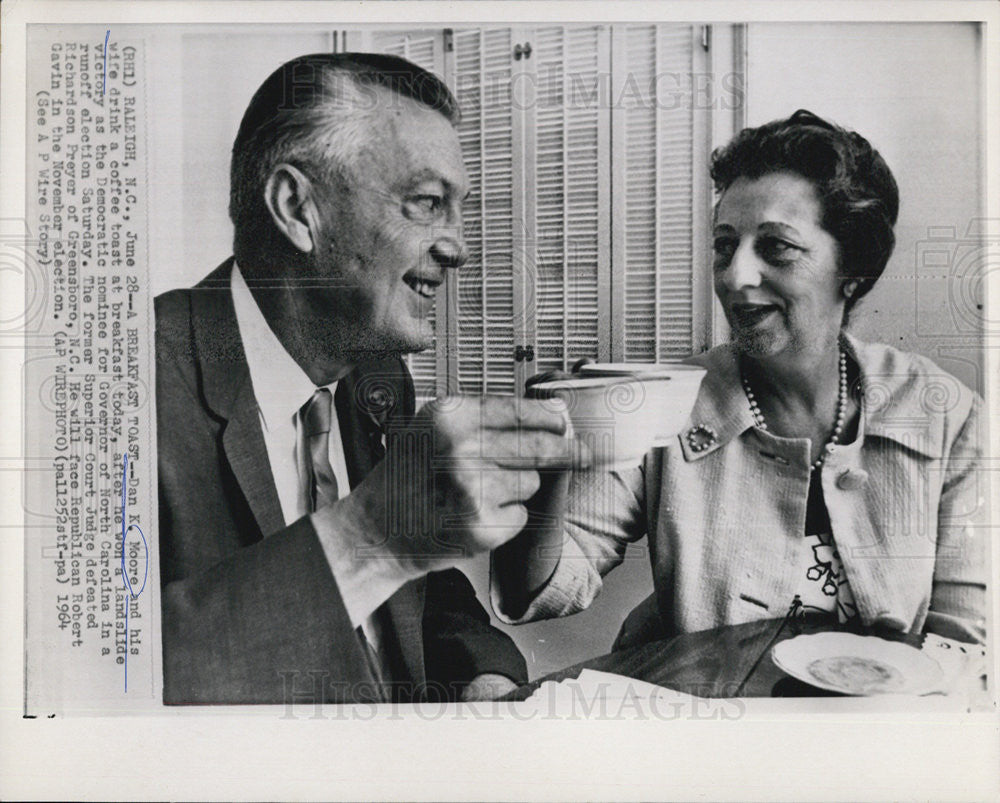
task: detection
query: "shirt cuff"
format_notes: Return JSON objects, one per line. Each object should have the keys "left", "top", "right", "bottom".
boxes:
{"left": 309, "top": 508, "right": 411, "bottom": 629}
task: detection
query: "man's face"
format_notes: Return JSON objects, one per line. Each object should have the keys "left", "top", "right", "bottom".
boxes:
{"left": 298, "top": 91, "right": 469, "bottom": 361}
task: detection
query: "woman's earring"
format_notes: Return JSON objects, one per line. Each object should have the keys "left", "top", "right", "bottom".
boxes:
{"left": 843, "top": 280, "right": 859, "bottom": 299}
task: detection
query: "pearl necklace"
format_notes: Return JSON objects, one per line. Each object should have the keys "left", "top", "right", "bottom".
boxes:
{"left": 741, "top": 349, "right": 848, "bottom": 472}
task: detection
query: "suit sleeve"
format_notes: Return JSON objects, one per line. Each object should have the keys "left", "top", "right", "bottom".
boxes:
{"left": 491, "top": 465, "right": 648, "bottom": 624}
{"left": 160, "top": 516, "right": 376, "bottom": 704}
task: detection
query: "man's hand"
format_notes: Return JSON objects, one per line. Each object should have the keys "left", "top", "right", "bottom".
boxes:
{"left": 312, "top": 395, "right": 591, "bottom": 624}
{"left": 376, "top": 394, "right": 590, "bottom": 573}
{"left": 460, "top": 672, "right": 519, "bottom": 701}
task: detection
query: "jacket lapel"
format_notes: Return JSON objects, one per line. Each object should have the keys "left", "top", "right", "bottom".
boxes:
{"left": 191, "top": 260, "right": 285, "bottom": 541}
{"left": 678, "top": 345, "right": 756, "bottom": 463}
{"left": 222, "top": 381, "right": 287, "bottom": 540}
{"left": 334, "top": 371, "right": 384, "bottom": 486}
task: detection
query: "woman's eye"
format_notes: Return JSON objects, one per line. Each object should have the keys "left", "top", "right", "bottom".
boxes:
{"left": 758, "top": 237, "right": 800, "bottom": 264}
{"left": 712, "top": 238, "right": 736, "bottom": 265}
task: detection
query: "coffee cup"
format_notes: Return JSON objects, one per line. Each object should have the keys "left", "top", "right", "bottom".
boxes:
{"left": 525, "top": 370, "right": 703, "bottom": 469}
{"left": 576, "top": 363, "right": 705, "bottom": 448}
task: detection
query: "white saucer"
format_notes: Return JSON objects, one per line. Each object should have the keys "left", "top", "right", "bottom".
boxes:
{"left": 771, "top": 632, "right": 945, "bottom": 696}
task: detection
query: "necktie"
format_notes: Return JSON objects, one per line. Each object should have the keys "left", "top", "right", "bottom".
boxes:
{"left": 296, "top": 388, "right": 338, "bottom": 516}
{"left": 296, "top": 387, "right": 387, "bottom": 700}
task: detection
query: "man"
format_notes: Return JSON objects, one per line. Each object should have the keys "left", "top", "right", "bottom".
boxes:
{"left": 155, "top": 53, "right": 587, "bottom": 704}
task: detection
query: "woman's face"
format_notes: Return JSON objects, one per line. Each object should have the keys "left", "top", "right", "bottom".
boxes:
{"left": 712, "top": 171, "right": 845, "bottom": 359}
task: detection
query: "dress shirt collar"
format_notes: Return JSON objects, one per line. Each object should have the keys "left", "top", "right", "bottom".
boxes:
{"left": 230, "top": 262, "right": 336, "bottom": 430}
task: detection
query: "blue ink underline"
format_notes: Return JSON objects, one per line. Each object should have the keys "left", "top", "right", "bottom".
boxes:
{"left": 103, "top": 30, "right": 110, "bottom": 96}
{"left": 120, "top": 453, "right": 148, "bottom": 692}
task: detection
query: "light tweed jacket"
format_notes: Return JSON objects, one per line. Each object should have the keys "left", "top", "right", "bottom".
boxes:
{"left": 497, "top": 334, "right": 988, "bottom": 644}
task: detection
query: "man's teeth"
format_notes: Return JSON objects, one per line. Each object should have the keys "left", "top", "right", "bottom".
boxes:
{"left": 406, "top": 278, "right": 437, "bottom": 298}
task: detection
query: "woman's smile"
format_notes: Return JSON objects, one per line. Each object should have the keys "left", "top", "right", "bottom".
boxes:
{"left": 728, "top": 301, "right": 782, "bottom": 331}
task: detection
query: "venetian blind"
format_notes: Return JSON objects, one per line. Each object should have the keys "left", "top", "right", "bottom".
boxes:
{"left": 615, "top": 25, "right": 697, "bottom": 361}
{"left": 366, "top": 25, "right": 709, "bottom": 398}
{"left": 451, "top": 27, "right": 518, "bottom": 395}
{"left": 529, "top": 25, "right": 607, "bottom": 374}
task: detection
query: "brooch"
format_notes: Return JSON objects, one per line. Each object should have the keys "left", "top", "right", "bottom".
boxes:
{"left": 685, "top": 424, "right": 718, "bottom": 453}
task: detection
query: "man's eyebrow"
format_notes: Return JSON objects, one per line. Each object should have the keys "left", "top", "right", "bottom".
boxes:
{"left": 404, "top": 171, "right": 470, "bottom": 199}
{"left": 407, "top": 169, "right": 440, "bottom": 184}
{"left": 407, "top": 169, "right": 458, "bottom": 186}
{"left": 759, "top": 220, "right": 805, "bottom": 238}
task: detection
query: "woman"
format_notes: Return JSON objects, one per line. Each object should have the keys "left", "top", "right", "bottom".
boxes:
{"left": 493, "top": 110, "right": 986, "bottom": 645}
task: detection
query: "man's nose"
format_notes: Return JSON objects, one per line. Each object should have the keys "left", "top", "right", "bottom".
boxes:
{"left": 430, "top": 234, "right": 469, "bottom": 269}
{"left": 719, "top": 241, "right": 762, "bottom": 291}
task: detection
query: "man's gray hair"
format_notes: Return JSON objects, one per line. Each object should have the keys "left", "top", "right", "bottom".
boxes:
{"left": 229, "top": 52, "right": 459, "bottom": 259}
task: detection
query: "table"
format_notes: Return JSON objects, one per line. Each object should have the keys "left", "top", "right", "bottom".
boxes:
{"left": 505, "top": 614, "right": 926, "bottom": 700}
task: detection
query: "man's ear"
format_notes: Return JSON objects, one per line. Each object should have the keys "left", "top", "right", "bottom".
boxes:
{"left": 264, "top": 163, "right": 319, "bottom": 254}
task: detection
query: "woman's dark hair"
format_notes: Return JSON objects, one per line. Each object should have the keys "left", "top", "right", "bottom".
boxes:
{"left": 710, "top": 109, "right": 899, "bottom": 315}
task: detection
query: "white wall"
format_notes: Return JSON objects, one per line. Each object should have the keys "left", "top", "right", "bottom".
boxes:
{"left": 745, "top": 22, "right": 985, "bottom": 394}
{"left": 150, "top": 29, "right": 335, "bottom": 294}
{"left": 181, "top": 32, "right": 335, "bottom": 281}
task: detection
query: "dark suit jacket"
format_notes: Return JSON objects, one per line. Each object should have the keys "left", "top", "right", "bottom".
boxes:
{"left": 155, "top": 261, "right": 526, "bottom": 704}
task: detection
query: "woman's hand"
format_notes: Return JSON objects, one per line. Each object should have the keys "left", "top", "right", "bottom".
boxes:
{"left": 492, "top": 357, "right": 595, "bottom": 620}
{"left": 523, "top": 357, "right": 595, "bottom": 391}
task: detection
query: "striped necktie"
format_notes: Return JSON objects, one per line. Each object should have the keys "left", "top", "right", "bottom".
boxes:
{"left": 296, "top": 387, "right": 387, "bottom": 701}
{"left": 296, "top": 388, "right": 338, "bottom": 515}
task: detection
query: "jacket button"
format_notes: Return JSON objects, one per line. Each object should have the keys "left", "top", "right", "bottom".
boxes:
{"left": 836, "top": 468, "right": 868, "bottom": 490}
